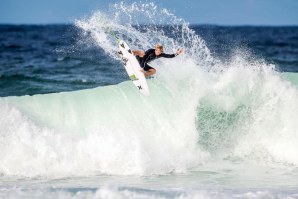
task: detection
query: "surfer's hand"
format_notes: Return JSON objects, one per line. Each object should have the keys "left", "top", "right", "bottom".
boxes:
{"left": 176, "top": 49, "right": 184, "bottom": 55}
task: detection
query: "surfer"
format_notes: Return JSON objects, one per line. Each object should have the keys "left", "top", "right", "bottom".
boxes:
{"left": 133, "top": 44, "right": 184, "bottom": 77}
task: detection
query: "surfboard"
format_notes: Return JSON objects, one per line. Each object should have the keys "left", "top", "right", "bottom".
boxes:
{"left": 117, "top": 40, "right": 150, "bottom": 96}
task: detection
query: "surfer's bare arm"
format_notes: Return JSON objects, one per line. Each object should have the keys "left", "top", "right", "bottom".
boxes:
{"left": 133, "top": 50, "right": 145, "bottom": 57}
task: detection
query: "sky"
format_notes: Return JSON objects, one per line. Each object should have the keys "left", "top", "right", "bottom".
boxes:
{"left": 1, "top": 0, "right": 298, "bottom": 25}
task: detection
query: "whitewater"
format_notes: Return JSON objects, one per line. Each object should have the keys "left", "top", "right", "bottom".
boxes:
{"left": 1, "top": 2, "right": 298, "bottom": 199}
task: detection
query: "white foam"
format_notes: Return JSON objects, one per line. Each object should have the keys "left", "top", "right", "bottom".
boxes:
{"left": 1, "top": 186, "right": 298, "bottom": 199}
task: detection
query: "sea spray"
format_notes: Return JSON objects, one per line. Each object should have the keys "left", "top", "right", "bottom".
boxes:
{"left": 196, "top": 56, "right": 298, "bottom": 166}
{"left": 75, "top": 2, "right": 215, "bottom": 68}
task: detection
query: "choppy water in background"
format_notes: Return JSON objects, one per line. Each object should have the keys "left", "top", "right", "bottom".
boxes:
{"left": 1, "top": 2, "right": 298, "bottom": 199}
{"left": 0, "top": 24, "right": 123, "bottom": 96}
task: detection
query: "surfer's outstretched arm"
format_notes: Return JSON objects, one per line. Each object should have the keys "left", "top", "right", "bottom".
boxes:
{"left": 160, "top": 48, "right": 185, "bottom": 58}
{"left": 133, "top": 50, "right": 145, "bottom": 57}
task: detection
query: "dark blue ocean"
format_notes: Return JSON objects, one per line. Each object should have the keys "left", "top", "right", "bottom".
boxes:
{"left": 1, "top": 24, "right": 297, "bottom": 96}
{"left": 1, "top": 3, "right": 298, "bottom": 199}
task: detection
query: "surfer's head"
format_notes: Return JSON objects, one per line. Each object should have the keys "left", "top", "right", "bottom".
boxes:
{"left": 155, "top": 44, "right": 164, "bottom": 55}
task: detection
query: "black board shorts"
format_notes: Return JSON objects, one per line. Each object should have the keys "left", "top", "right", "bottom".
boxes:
{"left": 136, "top": 56, "right": 155, "bottom": 71}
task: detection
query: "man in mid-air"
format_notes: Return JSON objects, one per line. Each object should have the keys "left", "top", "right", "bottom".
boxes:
{"left": 133, "top": 44, "right": 184, "bottom": 77}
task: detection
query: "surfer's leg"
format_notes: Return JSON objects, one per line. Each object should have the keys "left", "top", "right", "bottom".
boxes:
{"left": 143, "top": 64, "right": 156, "bottom": 77}
{"left": 136, "top": 55, "right": 142, "bottom": 62}
{"left": 133, "top": 50, "right": 145, "bottom": 57}
{"left": 145, "top": 68, "right": 156, "bottom": 77}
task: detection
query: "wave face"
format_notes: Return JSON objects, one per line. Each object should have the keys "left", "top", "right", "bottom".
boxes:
{"left": 1, "top": 80, "right": 209, "bottom": 177}
{"left": 1, "top": 2, "right": 298, "bottom": 179}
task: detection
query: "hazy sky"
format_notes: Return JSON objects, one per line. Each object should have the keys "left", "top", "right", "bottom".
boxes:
{"left": 1, "top": 0, "right": 298, "bottom": 25}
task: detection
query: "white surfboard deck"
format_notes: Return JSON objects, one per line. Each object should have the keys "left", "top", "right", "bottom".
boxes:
{"left": 118, "top": 40, "right": 150, "bottom": 96}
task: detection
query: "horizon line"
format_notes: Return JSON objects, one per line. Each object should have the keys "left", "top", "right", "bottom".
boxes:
{"left": 0, "top": 22, "right": 298, "bottom": 27}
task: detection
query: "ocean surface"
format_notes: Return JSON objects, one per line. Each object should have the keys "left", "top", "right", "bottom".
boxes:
{"left": 1, "top": 3, "right": 298, "bottom": 199}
